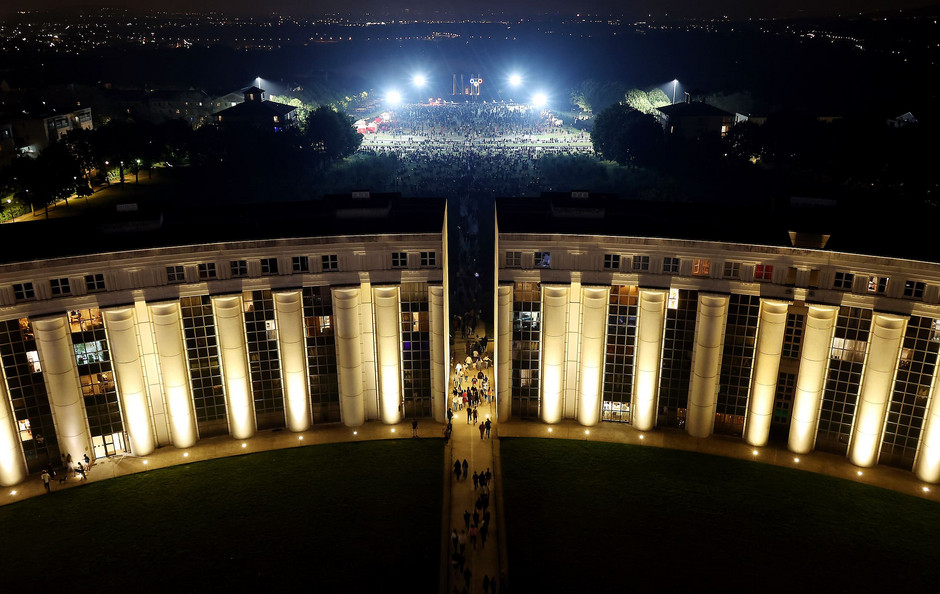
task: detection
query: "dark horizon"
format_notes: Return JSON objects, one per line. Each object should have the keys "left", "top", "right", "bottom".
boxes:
{"left": 7, "top": 0, "right": 940, "bottom": 20}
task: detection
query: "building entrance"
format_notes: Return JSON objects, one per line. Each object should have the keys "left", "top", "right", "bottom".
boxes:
{"left": 92, "top": 431, "right": 127, "bottom": 458}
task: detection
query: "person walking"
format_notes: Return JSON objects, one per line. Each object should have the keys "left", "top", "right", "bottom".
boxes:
{"left": 472, "top": 471, "right": 479, "bottom": 490}
{"left": 485, "top": 418, "right": 492, "bottom": 438}
{"left": 463, "top": 509, "right": 471, "bottom": 530}
{"left": 411, "top": 418, "right": 418, "bottom": 438}
{"left": 480, "top": 521, "right": 489, "bottom": 548}
{"left": 479, "top": 422, "right": 485, "bottom": 440}
{"left": 468, "top": 524, "right": 479, "bottom": 549}
{"left": 462, "top": 459, "right": 469, "bottom": 480}
{"left": 483, "top": 574, "right": 491, "bottom": 594}
{"left": 41, "top": 469, "right": 51, "bottom": 493}
{"left": 454, "top": 460, "right": 462, "bottom": 481}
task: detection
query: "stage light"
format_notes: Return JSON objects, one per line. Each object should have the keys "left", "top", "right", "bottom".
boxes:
{"left": 532, "top": 92, "right": 547, "bottom": 108}
{"left": 386, "top": 90, "right": 402, "bottom": 105}
{"left": 509, "top": 73, "right": 522, "bottom": 87}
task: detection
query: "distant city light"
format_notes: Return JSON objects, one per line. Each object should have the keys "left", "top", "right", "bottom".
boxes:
{"left": 386, "top": 90, "right": 402, "bottom": 105}
{"left": 532, "top": 92, "right": 547, "bottom": 108}
{"left": 509, "top": 73, "right": 522, "bottom": 87}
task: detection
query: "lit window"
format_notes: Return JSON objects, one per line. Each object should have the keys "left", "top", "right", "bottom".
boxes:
{"left": 632, "top": 255, "right": 650, "bottom": 272}
{"left": 13, "top": 283, "right": 35, "bottom": 301}
{"left": 904, "top": 280, "right": 925, "bottom": 299}
{"left": 166, "top": 266, "right": 185, "bottom": 284}
{"left": 198, "top": 263, "right": 217, "bottom": 280}
{"left": 667, "top": 288, "right": 679, "bottom": 310}
{"left": 867, "top": 275, "right": 888, "bottom": 294}
{"left": 50, "top": 278, "right": 71, "bottom": 296}
{"left": 692, "top": 259, "right": 710, "bottom": 276}
{"left": 26, "top": 350, "right": 41, "bottom": 373}
{"left": 663, "top": 257, "right": 680, "bottom": 274}
{"left": 604, "top": 254, "right": 620, "bottom": 270}
{"left": 833, "top": 272, "right": 854, "bottom": 290}
{"left": 292, "top": 256, "right": 309, "bottom": 273}
{"left": 506, "top": 251, "right": 522, "bottom": 268}
{"left": 230, "top": 260, "right": 248, "bottom": 277}
{"left": 534, "top": 251, "right": 551, "bottom": 269}
{"left": 261, "top": 258, "right": 279, "bottom": 275}
{"left": 322, "top": 255, "right": 338, "bottom": 271}
{"left": 754, "top": 264, "right": 774, "bottom": 281}
{"left": 723, "top": 262, "right": 740, "bottom": 279}
{"left": 392, "top": 252, "right": 407, "bottom": 268}
{"left": 17, "top": 419, "right": 31, "bottom": 442}
{"left": 420, "top": 252, "right": 436, "bottom": 267}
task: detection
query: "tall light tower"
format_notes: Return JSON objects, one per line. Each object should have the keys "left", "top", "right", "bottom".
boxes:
{"left": 672, "top": 79, "right": 678, "bottom": 105}
{"left": 413, "top": 74, "right": 426, "bottom": 104}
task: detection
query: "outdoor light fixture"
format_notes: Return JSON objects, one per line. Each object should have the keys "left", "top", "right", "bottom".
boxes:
{"left": 353, "top": 431, "right": 358, "bottom": 435}
{"left": 298, "top": 436, "right": 304, "bottom": 440}
{"left": 793, "top": 457, "right": 800, "bottom": 463}
{"left": 532, "top": 92, "right": 547, "bottom": 108}
{"left": 412, "top": 74, "right": 426, "bottom": 87}
{"left": 183, "top": 452, "right": 189, "bottom": 458}
{"left": 923, "top": 486, "right": 931, "bottom": 493}
{"left": 391, "top": 428, "right": 396, "bottom": 433}
{"left": 509, "top": 73, "right": 522, "bottom": 87}
{"left": 386, "top": 90, "right": 402, "bottom": 105}
{"left": 548, "top": 427, "right": 553, "bottom": 432}
{"left": 585, "top": 430, "right": 590, "bottom": 435}
{"left": 10, "top": 490, "right": 16, "bottom": 496}
{"left": 857, "top": 471, "right": 863, "bottom": 476}
{"left": 143, "top": 460, "right": 149, "bottom": 465}
{"left": 752, "top": 450, "right": 758, "bottom": 456}
{"left": 241, "top": 443, "right": 247, "bottom": 448}
{"left": 639, "top": 434, "right": 644, "bottom": 440}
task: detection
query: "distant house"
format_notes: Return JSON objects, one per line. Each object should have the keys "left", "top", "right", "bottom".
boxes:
{"left": 887, "top": 111, "right": 918, "bottom": 128}
{"left": 0, "top": 106, "right": 93, "bottom": 164}
{"left": 212, "top": 87, "right": 298, "bottom": 132}
{"left": 656, "top": 96, "right": 734, "bottom": 140}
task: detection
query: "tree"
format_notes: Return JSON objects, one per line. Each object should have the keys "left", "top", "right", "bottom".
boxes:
{"left": 303, "top": 106, "right": 362, "bottom": 165}
{"left": 571, "top": 80, "right": 628, "bottom": 115}
{"left": 268, "top": 95, "right": 313, "bottom": 128}
{"left": 625, "top": 89, "right": 671, "bottom": 115}
{"left": 591, "top": 104, "right": 663, "bottom": 168}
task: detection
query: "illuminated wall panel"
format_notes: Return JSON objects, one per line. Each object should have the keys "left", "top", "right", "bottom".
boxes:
{"left": 687, "top": 294, "right": 729, "bottom": 438}
{"left": 497, "top": 284, "right": 513, "bottom": 421}
{"left": 32, "top": 316, "right": 92, "bottom": 462}
{"left": 149, "top": 302, "right": 197, "bottom": 449}
{"left": 540, "top": 285, "right": 569, "bottom": 424}
{"left": 849, "top": 313, "right": 906, "bottom": 467}
{"left": 429, "top": 285, "right": 447, "bottom": 423}
{"left": 788, "top": 304, "right": 839, "bottom": 454}
{"left": 743, "top": 300, "right": 790, "bottom": 446}
{"left": 274, "top": 291, "right": 311, "bottom": 433}
{"left": 633, "top": 289, "right": 666, "bottom": 431}
{"left": 0, "top": 368, "right": 26, "bottom": 486}
{"left": 103, "top": 308, "right": 155, "bottom": 456}
{"left": 333, "top": 287, "right": 365, "bottom": 427}
{"left": 211, "top": 295, "right": 255, "bottom": 439}
{"left": 373, "top": 285, "right": 403, "bottom": 425}
{"left": 577, "top": 286, "right": 609, "bottom": 426}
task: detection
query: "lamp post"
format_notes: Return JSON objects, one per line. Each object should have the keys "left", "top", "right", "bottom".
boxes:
{"left": 672, "top": 79, "right": 678, "bottom": 105}
{"left": 104, "top": 161, "right": 110, "bottom": 186}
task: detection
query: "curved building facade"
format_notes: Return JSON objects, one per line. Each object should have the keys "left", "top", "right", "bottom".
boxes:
{"left": 0, "top": 196, "right": 449, "bottom": 486}
{"left": 495, "top": 194, "right": 940, "bottom": 484}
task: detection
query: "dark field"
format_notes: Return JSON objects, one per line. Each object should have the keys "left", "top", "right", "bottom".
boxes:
{"left": 501, "top": 438, "right": 940, "bottom": 593}
{"left": 0, "top": 440, "right": 443, "bottom": 591}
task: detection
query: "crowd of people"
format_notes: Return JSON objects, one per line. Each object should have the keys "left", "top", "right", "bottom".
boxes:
{"left": 451, "top": 461, "right": 496, "bottom": 593}
{"left": 358, "top": 102, "right": 594, "bottom": 199}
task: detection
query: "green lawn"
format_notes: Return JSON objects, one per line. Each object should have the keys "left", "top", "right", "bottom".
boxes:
{"left": 1, "top": 440, "right": 443, "bottom": 590}
{"left": 501, "top": 438, "right": 940, "bottom": 592}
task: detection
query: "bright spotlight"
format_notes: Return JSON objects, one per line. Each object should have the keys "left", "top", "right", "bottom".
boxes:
{"left": 386, "top": 90, "right": 402, "bottom": 105}
{"left": 509, "top": 73, "right": 522, "bottom": 87}
{"left": 413, "top": 74, "right": 426, "bottom": 87}
{"left": 532, "top": 92, "right": 547, "bottom": 108}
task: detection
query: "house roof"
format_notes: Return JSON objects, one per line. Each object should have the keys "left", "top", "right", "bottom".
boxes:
{"left": 657, "top": 101, "right": 733, "bottom": 118}
{"left": 213, "top": 99, "right": 296, "bottom": 119}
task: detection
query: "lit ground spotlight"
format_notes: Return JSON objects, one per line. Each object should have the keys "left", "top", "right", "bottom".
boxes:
{"left": 241, "top": 443, "right": 247, "bottom": 448}
{"left": 793, "top": 457, "right": 800, "bottom": 463}
{"left": 183, "top": 452, "right": 189, "bottom": 458}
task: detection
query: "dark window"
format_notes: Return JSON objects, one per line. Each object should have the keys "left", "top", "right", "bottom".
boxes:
{"left": 833, "top": 271, "right": 854, "bottom": 290}
{"left": 84, "top": 274, "right": 106, "bottom": 292}
{"left": 603, "top": 254, "right": 620, "bottom": 270}
{"left": 322, "top": 255, "right": 338, "bottom": 271}
{"left": 198, "top": 263, "right": 217, "bottom": 280}
{"left": 392, "top": 252, "right": 407, "bottom": 268}
{"left": 260, "top": 258, "right": 279, "bottom": 275}
{"left": 230, "top": 260, "right": 248, "bottom": 277}
{"left": 420, "top": 252, "right": 436, "bottom": 267}
{"left": 663, "top": 257, "right": 680, "bottom": 274}
{"left": 292, "top": 256, "right": 309, "bottom": 273}
{"left": 13, "top": 283, "right": 35, "bottom": 301}
{"left": 50, "top": 278, "right": 70, "bottom": 296}
{"left": 904, "top": 280, "right": 926, "bottom": 299}
{"left": 166, "top": 266, "right": 185, "bottom": 284}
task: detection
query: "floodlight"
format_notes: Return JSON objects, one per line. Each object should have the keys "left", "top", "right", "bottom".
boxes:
{"left": 386, "top": 90, "right": 402, "bottom": 105}
{"left": 509, "top": 73, "right": 522, "bottom": 87}
{"left": 413, "top": 74, "right": 426, "bottom": 87}
{"left": 532, "top": 92, "right": 547, "bottom": 108}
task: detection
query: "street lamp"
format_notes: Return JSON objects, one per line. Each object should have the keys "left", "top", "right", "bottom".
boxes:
{"left": 672, "top": 79, "right": 678, "bottom": 105}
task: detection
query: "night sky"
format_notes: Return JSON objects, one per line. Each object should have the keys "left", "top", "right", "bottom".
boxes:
{"left": 17, "top": 0, "right": 940, "bottom": 19}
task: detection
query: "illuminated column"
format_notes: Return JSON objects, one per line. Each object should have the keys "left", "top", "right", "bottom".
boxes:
{"left": 743, "top": 300, "right": 790, "bottom": 447}
{"left": 849, "top": 313, "right": 906, "bottom": 467}
{"left": 373, "top": 286, "right": 403, "bottom": 425}
{"left": 915, "top": 362, "right": 940, "bottom": 482}
{"left": 577, "top": 286, "right": 608, "bottom": 426}
{"left": 0, "top": 366, "right": 27, "bottom": 486}
{"left": 135, "top": 302, "right": 170, "bottom": 447}
{"left": 429, "top": 285, "right": 447, "bottom": 423}
{"left": 686, "top": 294, "right": 729, "bottom": 438}
{"left": 359, "top": 275, "right": 379, "bottom": 420}
{"left": 633, "top": 289, "right": 667, "bottom": 431}
{"left": 540, "top": 285, "right": 569, "bottom": 424}
{"left": 103, "top": 307, "right": 155, "bottom": 456}
{"left": 564, "top": 275, "right": 582, "bottom": 420}
{"left": 333, "top": 287, "right": 365, "bottom": 427}
{"left": 149, "top": 302, "right": 198, "bottom": 448}
{"left": 212, "top": 295, "right": 255, "bottom": 439}
{"left": 32, "top": 316, "right": 92, "bottom": 462}
{"left": 274, "top": 291, "right": 311, "bottom": 433}
{"left": 789, "top": 304, "right": 839, "bottom": 454}
{"left": 497, "top": 285, "right": 513, "bottom": 422}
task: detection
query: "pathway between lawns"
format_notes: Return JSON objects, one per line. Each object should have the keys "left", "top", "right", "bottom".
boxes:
{"left": 445, "top": 334, "right": 501, "bottom": 593}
